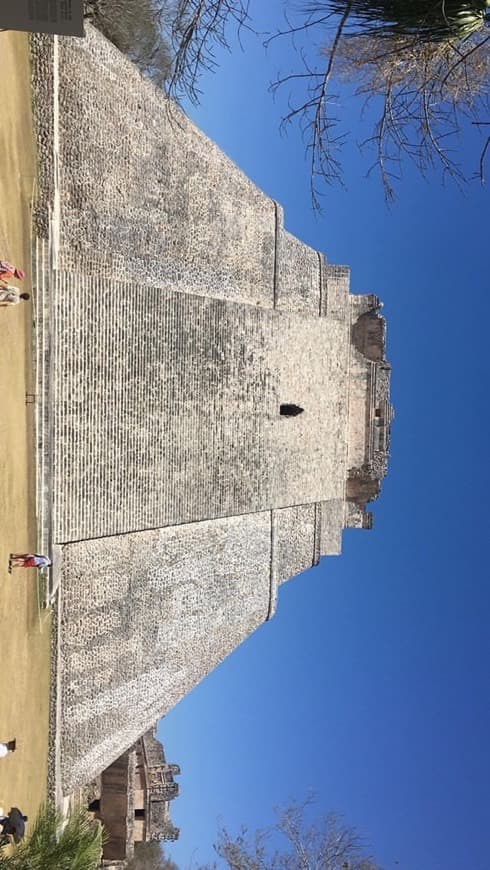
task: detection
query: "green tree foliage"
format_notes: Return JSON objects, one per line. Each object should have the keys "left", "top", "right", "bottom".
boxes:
{"left": 324, "top": 0, "right": 489, "bottom": 41}
{"left": 0, "top": 804, "right": 103, "bottom": 870}
{"left": 127, "top": 840, "right": 179, "bottom": 870}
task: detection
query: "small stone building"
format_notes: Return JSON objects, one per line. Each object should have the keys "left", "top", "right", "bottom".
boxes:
{"left": 97, "top": 728, "right": 179, "bottom": 865}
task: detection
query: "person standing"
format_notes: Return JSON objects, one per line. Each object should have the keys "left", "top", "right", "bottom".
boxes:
{"left": 8, "top": 553, "right": 51, "bottom": 572}
{"left": 0, "top": 260, "right": 25, "bottom": 284}
{"left": 0, "top": 807, "right": 28, "bottom": 844}
{"left": 0, "top": 740, "right": 16, "bottom": 759}
{"left": 0, "top": 285, "right": 30, "bottom": 307}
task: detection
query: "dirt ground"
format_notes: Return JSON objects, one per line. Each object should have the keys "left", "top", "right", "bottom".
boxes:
{"left": 0, "top": 32, "right": 51, "bottom": 827}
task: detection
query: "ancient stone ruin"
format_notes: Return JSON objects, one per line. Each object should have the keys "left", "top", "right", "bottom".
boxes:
{"left": 92, "top": 727, "right": 179, "bottom": 867}
{"left": 29, "top": 25, "right": 392, "bottom": 798}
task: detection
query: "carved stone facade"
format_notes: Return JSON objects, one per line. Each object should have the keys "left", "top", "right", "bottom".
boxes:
{"left": 96, "top": 728, "right": 179, "bottom": 866}
{"left": 29, "top": 26, "right": 392, "bottom": 797}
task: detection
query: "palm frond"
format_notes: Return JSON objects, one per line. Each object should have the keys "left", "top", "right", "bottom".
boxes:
{"left": 0, "top": 804, "right": 103, "bottom": 870}
{"left": 322, "top": 1, "right": 490, "bottom": 42}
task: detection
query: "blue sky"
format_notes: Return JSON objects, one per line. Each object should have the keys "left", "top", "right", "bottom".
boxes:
{"left": 158, "top": 4, "right": 490, "bottom": 868}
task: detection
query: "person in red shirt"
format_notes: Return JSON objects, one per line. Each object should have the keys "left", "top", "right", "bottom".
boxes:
{"left": 8, "top": 553, "right": 51, "bottom": 572}
{"left": 0, "top": 260, "right": 25, "bottom": 284}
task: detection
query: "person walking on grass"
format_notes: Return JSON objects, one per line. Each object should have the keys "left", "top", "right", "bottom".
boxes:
{"left": 0, "top": 740, "right": 16, "bottom": 759}
{"left": 0, "top": 260, "right": 25, "bottom": 284}
{"left": 0, "top": 285, "right": 30, "bottom": 307}
{"left": 0, "top": 807, "right": 28, "bottom": 844}
{"left": 8, "top": 553, "right": 51, "bottom": 573}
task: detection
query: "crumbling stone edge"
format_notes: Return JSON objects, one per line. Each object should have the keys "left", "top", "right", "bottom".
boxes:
{"left": 46, "top": 592, "right": 61, "bottom": 803}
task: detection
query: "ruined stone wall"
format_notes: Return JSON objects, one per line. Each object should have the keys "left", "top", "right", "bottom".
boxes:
{"left": 32, "top": 27, "right": 276, "bottom": 308}
{"left": 59, "top": 500, "right": 342, "bottom": 791}
{"left": 351, "top": 311, "right": 385, "bottom": 362}
{"left": 272, "top": 505, "right": 320, "bottom": 583}
{"left": 320, "top": 499, "right": 345, "bottom": 556}
{"left": 325, "top": 265, "right": 350, "bottom": 320}
{"left": 29, "top": 35, "right": 55, "bottom": 239}
{"left": 269, "top": 311, "right": 349, "bottom": 505}
{"left": 276, "top": 231, "right": 323, "bottom": 315}
{"left": 59, "top": 513, "right": 273, "bottom": 791}
{"left": 346, "top": 347, "right": 371, "bottom": 472}
{"left": 100, "top": 751, "right": 131, "bottom": 862}
{"left": 29, "top": 28, "right": 344, "bottom": 321}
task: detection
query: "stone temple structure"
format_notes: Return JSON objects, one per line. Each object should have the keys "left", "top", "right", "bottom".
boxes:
{"left": 29, "top": 26, "right": 392, "bottom": 798}
{"left": 94, "top": 728, "right": 180, "bottom": 867}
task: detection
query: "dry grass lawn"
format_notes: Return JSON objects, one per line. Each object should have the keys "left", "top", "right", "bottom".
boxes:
{"left": 0, "top": 31, "right": 51, "bottom": 828}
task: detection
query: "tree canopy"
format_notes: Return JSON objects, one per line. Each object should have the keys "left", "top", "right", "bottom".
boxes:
{"left": 127, "top": 840, "right": 179, "bottom": 870}
{"left": 0, "top": 804, "right": 103, "bottom": 870}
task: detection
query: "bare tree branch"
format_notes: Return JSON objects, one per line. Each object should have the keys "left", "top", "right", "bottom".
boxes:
{"left": 88, "top": 0, "right": 490, "bottom": 204}
{"left": 211, "top": 796, "right": 383, "bottom": 870}
{"left": 167, "top": 0, "right": 252, "bottom": 104}
{"left": 264, "top": 3, "right": 489, "bottom": 205}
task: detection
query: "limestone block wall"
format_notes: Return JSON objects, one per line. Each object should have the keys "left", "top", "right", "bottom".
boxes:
{"left": 272, "top": 505, "right": 320, "bottom": 584}
{"left": 51, "top": 275, "right": 275, "bottom": 541}
{"left": 346, "top": 347, "right": 372, "bottom": 472}
{"left": 344, "top": 502, "right": 373, "bottom": 529}
{"left": 59, "top": 513, "right": 273, "bottom": 791}
{"left": 29, "top": 36, "right": 55, "bottom": 240}
{"left": 268, "top": 311, "right": 349, "bottom": 507}
{"left": 325, "top": 265, "right": 350, "bottom": 320}
{"left": 31, "top": 27, "right": 276, "bottom": 308}
{"left": 320, "top": 499, "right": 345, "bottom": 556}
{"left": 29, "top": 28, "right": 350, "bottom": 322}
{"left": 276, "top": 231, "right": 322, "bottom": 315}
{"left": 50, "top": 273, "right": 349, "bottom": 543}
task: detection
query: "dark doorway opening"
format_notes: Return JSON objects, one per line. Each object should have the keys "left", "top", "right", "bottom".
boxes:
{"left": 135, "top": 809, "right": 145, "bottom": 819}
{"left": 280, "top": 403, "right": 304, "bottom": 417}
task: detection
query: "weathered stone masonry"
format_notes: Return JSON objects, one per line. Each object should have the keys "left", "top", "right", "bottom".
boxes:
{"left": 30, "top": 26, "right": 392, "bottom": 795}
